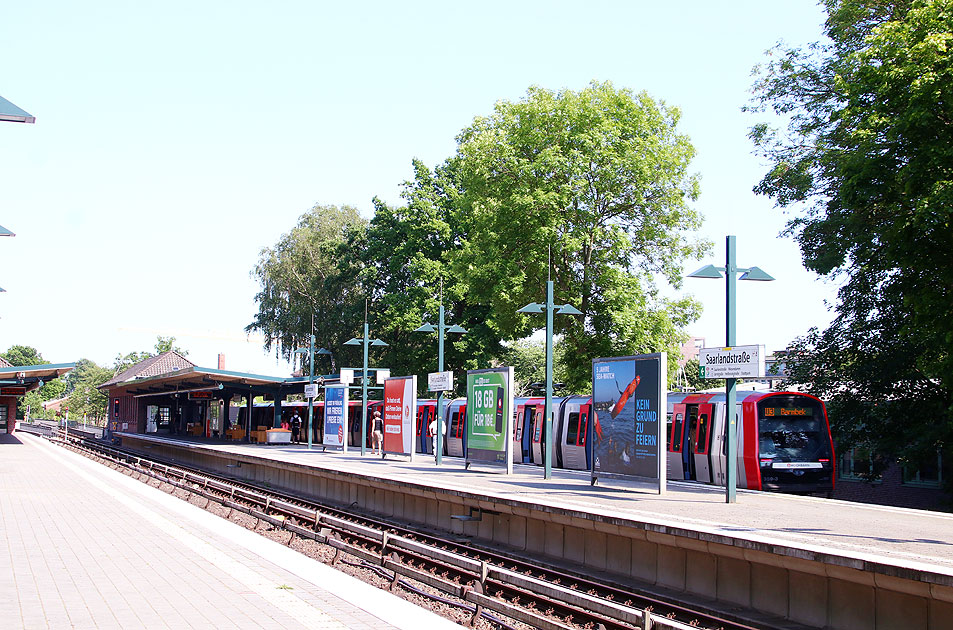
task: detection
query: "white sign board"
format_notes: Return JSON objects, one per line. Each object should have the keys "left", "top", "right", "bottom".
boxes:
{"left": 376, "top": 369, "right": 390, "bottom": 384}
{"left": 304, "top": 384, "right": 318, "bottom": 399}
{"left": 338, "top": 369, "right": 354, "bottom": 385}
{"left": 428, "top": 371, "right": 453, "bottom": 392}
{"left": 698, "top": 345, "right": 765, "bottom": 379}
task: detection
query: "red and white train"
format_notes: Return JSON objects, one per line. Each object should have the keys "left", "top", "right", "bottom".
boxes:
{"left": 238, "top": 389, "right": 834, "bottom": 495}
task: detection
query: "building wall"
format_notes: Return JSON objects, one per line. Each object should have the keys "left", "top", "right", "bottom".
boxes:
{"left": 108, "top": 392, "right": 140, "bottom": 433}
{"left": 834, "top": 462, "right": 949, "bottom": 511}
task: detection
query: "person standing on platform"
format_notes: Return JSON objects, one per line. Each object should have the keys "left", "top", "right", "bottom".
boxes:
{"left": 372, "top": 410, "right": 384, "bottom": 455}
{"left": 428, "top": 415, "right": 446, "bottom": 461}
{"left": 291, "top": 411, "right": 301, "bottom": 443}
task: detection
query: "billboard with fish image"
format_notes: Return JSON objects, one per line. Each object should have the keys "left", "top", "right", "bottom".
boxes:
{"left": 591, "top": 353, "right": 667, "bottom": 492}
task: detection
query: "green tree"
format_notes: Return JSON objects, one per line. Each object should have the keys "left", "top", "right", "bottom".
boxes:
{"left": 2, "top": 345, "right": 47, "bottom": 367}
{"left": 453, "top": 81, "right": 706, "bottom": 391}
{"left": 247, "top": 204, "right": 368, "bottom": 367}
{"left": 748, "top": 0, "right": 953, "bottom": 474}
{"left": 362, "top": 160, "right": 502, "bottom": 394}
{"left": 65, "top": 359, "right": 113, "bottom": 424}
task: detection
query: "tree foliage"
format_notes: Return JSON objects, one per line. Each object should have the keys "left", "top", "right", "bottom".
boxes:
{"left": 453, "top": 82, "right": 706, "bottom": 389}
{"left": 246, "top": 204, "right": 367, "bottom": 369}
{"left": 249, "top": 83, "right": 707, "bottom": 396}
{"left": 748, "top": 0, "right": 953, "bottom": 473}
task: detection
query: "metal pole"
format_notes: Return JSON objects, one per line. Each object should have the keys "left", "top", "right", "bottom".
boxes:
{"left": 725, "top": 235, "right": 738, "bottom": 504}
{"left": 436, "top": 301, "right": 445, "bottom": 465}
{"left": 544, "top": 280, "right": 554, "bottom": 480}
{"left": 307, "top": 334, "right": 314, "bottom": 450}
{"left": 361, "top": 321, "right": 369, "bottom": 456}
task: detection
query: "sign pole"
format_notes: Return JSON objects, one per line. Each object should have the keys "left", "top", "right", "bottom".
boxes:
{"left": 544, "top": 280, "right": 554, "bottom": 480}
{"left": 437, "top": 301, "right": 445, "bottom": 466}
{"left": 726, "top": 235, "right": 738, "bottom": 504}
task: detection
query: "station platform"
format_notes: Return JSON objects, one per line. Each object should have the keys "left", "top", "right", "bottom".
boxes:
{"left": 113, "top": 432, "right": 953, "bottom": 629}
{"left": 0, "top": 432, "right": 461, "bottom": 630}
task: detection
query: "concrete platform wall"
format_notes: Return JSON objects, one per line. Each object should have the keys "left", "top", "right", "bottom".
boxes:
{"left": 121, "top": 437, "right": 953, "bottom": 630}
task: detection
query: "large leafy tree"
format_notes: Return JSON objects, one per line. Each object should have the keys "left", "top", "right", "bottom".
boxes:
{"left": 453, "top": 82, "right": 706, "bottom": 389}
{"left": 361, "top": 160, "right": 502, "bottom": 393}
{"left": 247, "top": 204, "right": 367, "bottom": 369}
{"left": 65, "top": 359, "right": 113, "bottom": 424}
{"left": 748, "top": 0, "right": 953, "bottom": 474}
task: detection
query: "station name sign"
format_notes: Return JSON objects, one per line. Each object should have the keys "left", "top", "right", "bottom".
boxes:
{"left": 428, "top": 371, "right": 453, "bottom": 392}
{"left": 698, "top": 345, "right": 765, "bottom": 379}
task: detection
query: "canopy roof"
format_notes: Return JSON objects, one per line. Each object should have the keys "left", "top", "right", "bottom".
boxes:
{"left": 0, "top": 363, "right": 75, "bottom": 393}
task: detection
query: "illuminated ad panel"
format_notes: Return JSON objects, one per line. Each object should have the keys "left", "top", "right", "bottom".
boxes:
{"left": 323, "top": 385, "right": 348, "bottom": 450}
{"left": 466, "top": 366, "right": 514, "bottom": 473}
{"left": 591, "top": 353, "right": 667, "bottom": 492}
{"left": 382, "top": 375, "right": 416, "bottom": 459}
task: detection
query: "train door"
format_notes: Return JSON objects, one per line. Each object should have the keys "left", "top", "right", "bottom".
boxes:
{"left": 560, "top": 398, "right": 588, "bottom": 470}
{"left": 447, "top": 401, "right": 466, "bottom": 457}
{"left": 518, "top": 404, "right": 534, "bottom": 463}
{"left": 417, "top": 405, "right": 432, "bottom": 454}
{"left": 530, "top": 406, "right": 544, "bottom": 465}
{"left": 667, "top": 403, "right": 687, "bottom": 479}
{"left": 692, "top": 403, "right": 714, "bottom": 483}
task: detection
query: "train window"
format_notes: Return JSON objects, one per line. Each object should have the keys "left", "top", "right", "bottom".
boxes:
{"left": 757, "top": 398, "right": 829, "bottom": 462}
{"left": 566, "top": 412, "right": 580, "bottom": 445}
{"left": 671, "top": 413, "right": 684, "bottom": 452}
{"left": 450, "top": 411, "right": 462, "bottom": 437}
{"left": 579, "top": 412, "right": 588, "bottom": 446}
{"left": 696, "top": 413, "right": 710, "bottom": 454}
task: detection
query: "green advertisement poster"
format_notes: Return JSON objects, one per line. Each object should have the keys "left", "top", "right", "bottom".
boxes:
{"left": 466, "top": 367, "right": 513, "bottom": 473}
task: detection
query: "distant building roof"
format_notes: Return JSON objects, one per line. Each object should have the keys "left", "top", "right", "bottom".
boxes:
{"left": 0, "top": 357, "right": 12, "bottom": 368}
{"left": 99, "top": 351, "right": 196, "bottom": 389}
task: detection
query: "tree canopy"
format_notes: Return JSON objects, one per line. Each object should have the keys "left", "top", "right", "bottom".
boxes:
{"left": 748, "top": 0, "right": 953, "bottom": 475}
{"left": 249, "top": 83, "right": 708, "bottom": 395}
{"left": 453, "top": 82, "right": 706, "bottom": 389}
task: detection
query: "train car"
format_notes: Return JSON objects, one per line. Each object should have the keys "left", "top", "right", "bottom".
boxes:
{"left": 666, "top": 391, "right": 834, "bottom": 495}
{"left": 555, "top": 395, "right": 592, "bottom": 471}
{"left": 445, "top": 398, "right": 467, "bottom": 457}
{"left": 512, "top": 397, "right": 544, "bottom": 464}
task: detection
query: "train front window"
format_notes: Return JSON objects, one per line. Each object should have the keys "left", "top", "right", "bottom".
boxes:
{"left": 757, "top": 397, "right": 829, "bottom": 462}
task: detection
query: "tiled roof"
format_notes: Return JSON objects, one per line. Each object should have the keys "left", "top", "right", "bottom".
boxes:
{"left": 100, "top": 351, "right": 195, "bottom": 389}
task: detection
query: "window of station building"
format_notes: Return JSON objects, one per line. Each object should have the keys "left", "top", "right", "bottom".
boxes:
{"left": 839, "top": 447, "right": 880, "bottom": 482}
{"left": 902, "top": 451, "right": 944, "bottom": 488}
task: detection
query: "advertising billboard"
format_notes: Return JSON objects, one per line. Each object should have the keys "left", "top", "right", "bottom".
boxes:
{"left": 382, "top": 375, "right": 416, "bottom": 459}
{"left": 323, "top": 385, "right": 348, "bottom": 451}
{"left": 591, "top": 353, "right": 667, "bottom": 492}
{"left": 466, "top": 367, "right": 513, "bottom": 473}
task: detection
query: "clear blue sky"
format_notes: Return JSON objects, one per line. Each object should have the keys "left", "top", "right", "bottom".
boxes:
{"left": 0, "top": 0, "right": 836, "bottom": 375}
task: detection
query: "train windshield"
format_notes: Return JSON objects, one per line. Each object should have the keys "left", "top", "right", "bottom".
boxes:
{"left": 757, "top": 396, "right": 830, "bottom": 462}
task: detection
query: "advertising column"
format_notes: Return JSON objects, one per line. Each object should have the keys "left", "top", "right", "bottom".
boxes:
{"left": 323, "top": 385, "right": 349, "bottom": 452}
{"left": 465, "top": 367, "right": 514, "bottom": 474}
{"left": 382, "top": 375, "right": 417, "bottom": 460}
{"left": 591, "top": 353, "right": 667, "bottom": 493}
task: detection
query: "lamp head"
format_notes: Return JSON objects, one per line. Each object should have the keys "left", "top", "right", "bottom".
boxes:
{"left": 316, "top": 348, "right": 332, "bottom": 355}
{"left": 343, "top": 338, "right": 361, "bottom": 346}
{"left": 557, "top": 304, "right": 582, "bottom": 316}
{"left": 739, "top": 266, "right": 775, "bottom": 281}
{"left": 413, "top": 323, "right": 436, "bottom": 333}
{"left": 446, "top": 324, "right": 468, "bottom": 334}
{"left": 687, "top": 264, "right": 725, "bottom": 279}
{"left": 517, "top": 303, "right": 544, "bottom": 314}
{"left": 371, "top": 339, "right": 389, "bottom": 347}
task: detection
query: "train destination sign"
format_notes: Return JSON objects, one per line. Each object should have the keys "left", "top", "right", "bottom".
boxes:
{"left": 698, "top": 345, "right": 765, "bottom": 379}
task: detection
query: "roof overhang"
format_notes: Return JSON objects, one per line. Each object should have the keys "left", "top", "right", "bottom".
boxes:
{"left": 101, "top": 366, "right": 291, "bottom": 398}
{"left": 0, "top": 363, "right": 75, "bottom": 394}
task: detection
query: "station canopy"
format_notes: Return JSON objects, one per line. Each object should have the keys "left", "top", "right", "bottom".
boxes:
{"left": 102, "top": 366, "right": 294, "bottom": 398}
{"left": 0, "top": 362, "right": 75, "bottom": 395}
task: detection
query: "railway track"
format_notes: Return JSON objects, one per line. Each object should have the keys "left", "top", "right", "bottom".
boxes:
{"left": 53, "top": 429, "right": 771, "bottom": 630}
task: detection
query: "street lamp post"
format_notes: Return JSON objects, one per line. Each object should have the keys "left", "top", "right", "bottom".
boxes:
{"left": 688, "top": 235, "right": 774, "bottom": 503}
{"left": 518, "top": 281, "right": 582, "bottom": 480}
{"left": 344, "top": 316, "right": 387, "bottom": 457}
{"left": 295, "top": 336, "right": 331, "bottom": 450}
{"left": 414, "top": 289, "right": 467, "bottom": 466}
